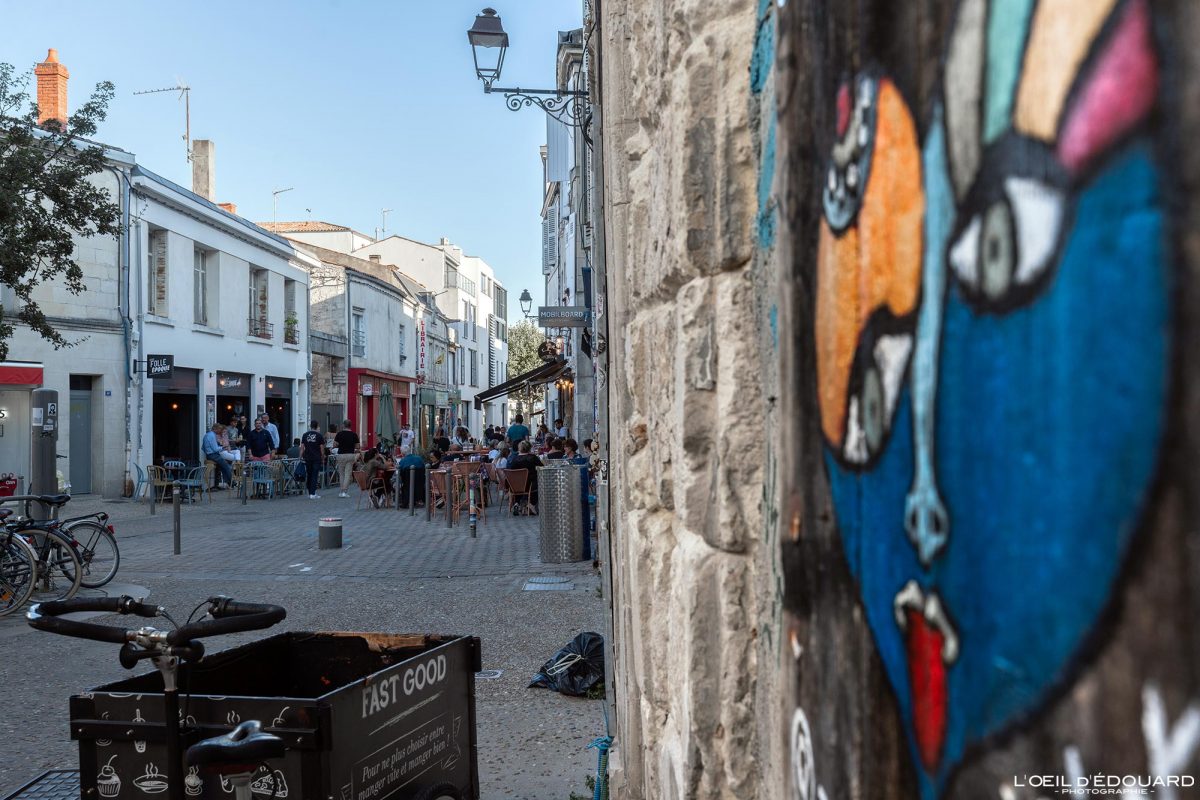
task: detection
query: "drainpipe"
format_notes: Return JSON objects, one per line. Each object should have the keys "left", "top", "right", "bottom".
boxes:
{"left": 345, "top": 271, "right": 352, "bottom": 431}
{"left": 107, "top": 164, "right": 134, "bottom": 497}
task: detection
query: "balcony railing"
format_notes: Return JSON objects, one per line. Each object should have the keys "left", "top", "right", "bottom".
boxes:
{"left": 351, "top": 329, "right": 367, "bottom": 357}
{"left": 443, "top": 269, "right": 477, "bottom": 297}
{"left": 284, "top": 323, "right": 300, "bottom": 345}
{"left": 248, "top": 317, "right": 273, "bottom": 340}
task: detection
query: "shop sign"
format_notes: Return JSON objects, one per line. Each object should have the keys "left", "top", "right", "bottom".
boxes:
{"left": 362, "top": 383, "right": 374, "bottom": 397}
{"left": 147, "top": 354, "right": 174, "bottom": 379}
{"left": 218, "top": 373, "right": 245, "bottom": 389}
{"left": 538, "top": 306, "right": 591, "bottom": 328}
{"left": 419, "top": 320, "right": 427, "bottom": 381}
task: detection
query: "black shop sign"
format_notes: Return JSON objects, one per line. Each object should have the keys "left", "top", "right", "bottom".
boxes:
{"left": 147, "top": 354, "right": 174, "bottom": 379}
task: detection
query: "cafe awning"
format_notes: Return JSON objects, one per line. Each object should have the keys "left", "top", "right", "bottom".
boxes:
{"left": 0, "top": 362, "right": 43, "bottom": 388}
{"left": 474, "top": 359, "right": 568, "bottom": 410}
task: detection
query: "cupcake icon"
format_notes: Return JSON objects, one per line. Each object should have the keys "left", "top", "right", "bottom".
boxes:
{"left": 97, "top": 756, "right": 121, "bottom": 798}
{"left": 184, "top": 767, "right": 203, "bottom": 797}
{"left": 133, "top": 709, "right": 147, "bottom": 753}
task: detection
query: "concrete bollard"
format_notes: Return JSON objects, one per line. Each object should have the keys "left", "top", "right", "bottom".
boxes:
{"left": 318, "top": 516, "right": 343, "bottom": 550}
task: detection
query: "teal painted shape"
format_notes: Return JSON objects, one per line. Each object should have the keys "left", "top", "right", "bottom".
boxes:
{"left": 983, "top": 0, "right": 1036, "bottom": 144}
{"left": 751, "top": 12, "right": 776, "bottom": 96}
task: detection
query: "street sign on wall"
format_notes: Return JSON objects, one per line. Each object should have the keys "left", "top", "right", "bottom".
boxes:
{"left": 538, "top": 306, "right": 591, "bottom": 327}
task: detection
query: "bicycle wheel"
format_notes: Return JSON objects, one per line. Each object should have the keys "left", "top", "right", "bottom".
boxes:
{"left": 22, "top": 528, "right": 83, "bottom": 603}
{"left": 0, "top": 534, "right": 36, "bottom": 617}
{"left": 65, "top": 521, "right": 120, "bottom": 589}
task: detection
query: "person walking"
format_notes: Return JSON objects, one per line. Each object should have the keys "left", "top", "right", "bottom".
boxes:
{"left": 300, "top": 420, "right": 326, "bottom": 499}
{"left": 333, "top": 419, "right": 360, "bottom": 498}
{"left": 506, "top": 414, "right": 530, "bottom": 446}
{"left": 202, "top": 423, "right": 233, "bottom": 489}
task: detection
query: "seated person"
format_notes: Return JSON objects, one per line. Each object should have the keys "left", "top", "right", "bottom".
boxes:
{"left": 494, "top": 446, "right": 512, "bottom": 470}
{"left": 487, "top": 439, "right": 502, "bottom": 462}
{"left": 441, "top": 443, "right": 466, "bottom": 463}
{"left": 507, "top": 441, "right": 544, "bottom": 514}
{"left": 359, "top": 447, "right": 394, "bottom": 507}
{"left": 563, "top": 438, "right": 588, "bottom": 464}
{"left": 286, "top": 438, "right": 302, "bottom": 459}
{"left": 393, "top": 446, "right": 426, "bottom": 507}
{"left": 545, "top": 437, "right": 566, "bottom": 460}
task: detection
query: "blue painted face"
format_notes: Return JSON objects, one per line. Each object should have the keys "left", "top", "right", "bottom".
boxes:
{"left": 816, "top": 0, "right": 1171, "bottom": 791}
{"left": 826, "top": 120, "right": 1169, "bottom": 794}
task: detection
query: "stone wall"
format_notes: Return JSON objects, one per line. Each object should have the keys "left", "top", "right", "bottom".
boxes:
{"left": 599, "top": 0, "right": 772, "bottom": 797}
{"left": 602, "top": 0, "right": 1200, "bottom": 797}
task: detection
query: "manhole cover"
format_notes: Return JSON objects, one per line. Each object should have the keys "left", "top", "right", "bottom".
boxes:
{"left": 523, "top": 578, "right": 574, "bottom": 591}
{"left": 476, "top": 670, "right": 504, "bottom": 680}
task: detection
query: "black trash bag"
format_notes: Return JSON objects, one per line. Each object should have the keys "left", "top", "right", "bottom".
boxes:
{"left": 528, "top": 631, "right": 605, "bottom": 696}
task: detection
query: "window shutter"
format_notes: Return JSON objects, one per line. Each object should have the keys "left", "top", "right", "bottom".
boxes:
{"left": 150, "top": 231, "right": 168, "bottom": 314}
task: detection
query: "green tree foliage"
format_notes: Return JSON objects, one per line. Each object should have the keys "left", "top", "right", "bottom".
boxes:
{"left": 0, "top": 62, "right": 123, "bottom": 360}
{"left": 507, "top": 320, "right": 545, "bottom": 416}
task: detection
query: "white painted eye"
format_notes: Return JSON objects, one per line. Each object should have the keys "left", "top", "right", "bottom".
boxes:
{"left": 1004, "top": 176, "right": 1064, "bottom": 286}
{"left": 949, "top": 216, "right": 981, "bottom": 290}
{"left": 841, "top": 334, "right": 913, "bottom": 465}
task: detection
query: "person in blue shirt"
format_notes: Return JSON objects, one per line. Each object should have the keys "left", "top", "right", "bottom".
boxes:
{"left": 506, "top": 414, "right": 531, "bottom": 446}
{"left": 201, "top": 423, "right": 233, "bottom": 489}
{"left": 394, "top": 446, "right": 426, "bottom": 508}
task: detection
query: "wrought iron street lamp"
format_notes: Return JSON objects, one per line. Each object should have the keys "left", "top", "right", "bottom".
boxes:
{"left": 519, "top": 289, "right": 533, "bottom": 318}
{"left": 467, "top": 7, "right": 588, "bottom": 127}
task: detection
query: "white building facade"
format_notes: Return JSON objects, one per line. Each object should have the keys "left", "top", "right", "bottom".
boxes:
{"left": 130, "top": 167, "right": 313, "bottom": 468}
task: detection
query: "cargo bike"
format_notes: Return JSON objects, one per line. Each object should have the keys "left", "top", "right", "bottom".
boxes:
{"left": 11, "top": 595, "right": 480, "bottom": 800}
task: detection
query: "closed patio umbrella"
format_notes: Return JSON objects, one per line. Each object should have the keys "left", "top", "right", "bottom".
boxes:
{"left": 375, "top": 383, "right": 401, "bottom": 451}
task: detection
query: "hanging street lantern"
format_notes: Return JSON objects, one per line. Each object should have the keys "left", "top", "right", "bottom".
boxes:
{"left": 467, "top": 7, "right": 509, "bottom": 91}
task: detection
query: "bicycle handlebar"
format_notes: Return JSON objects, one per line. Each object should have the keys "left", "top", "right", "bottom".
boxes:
{"left": 27, "top": 595, "right": 286, "bottom": 648}
{"left": 27, "top": 596, "right": 159, "bottom": 643}
{"left": 166, "top": 598, "right": 286, "bottom": 645}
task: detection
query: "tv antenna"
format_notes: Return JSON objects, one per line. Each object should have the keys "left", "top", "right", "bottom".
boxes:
{"left": 133, "top": 82, "right": 191, "bottom": 161}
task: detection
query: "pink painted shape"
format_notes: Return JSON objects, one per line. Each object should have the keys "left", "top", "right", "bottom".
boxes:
{"left": 1058, "top": 0, "right": 1158, "bottom": 174}
{"left": 836, "top": 83, "right": 851, "bottom": 138}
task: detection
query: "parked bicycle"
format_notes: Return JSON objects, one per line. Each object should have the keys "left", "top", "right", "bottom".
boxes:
{"left": 0, "top": 494, "right": 122, "bottom": 617}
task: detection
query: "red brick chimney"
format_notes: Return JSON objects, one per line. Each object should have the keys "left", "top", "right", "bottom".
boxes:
{"left": 34, "top": 48, "right": 69, "bottom": 128}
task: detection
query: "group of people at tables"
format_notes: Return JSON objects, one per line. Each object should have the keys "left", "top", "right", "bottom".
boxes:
{"left": 332, "top": 414, "right": 592, "bottom": 513}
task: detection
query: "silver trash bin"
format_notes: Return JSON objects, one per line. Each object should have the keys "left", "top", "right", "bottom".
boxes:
{"left": 537, "top": 464, "right": 586, "bottom": 563}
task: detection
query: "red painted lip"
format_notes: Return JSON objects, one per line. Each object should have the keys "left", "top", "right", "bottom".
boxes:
{"left": 905, "top": 608, "right": 948, "bottom": 771}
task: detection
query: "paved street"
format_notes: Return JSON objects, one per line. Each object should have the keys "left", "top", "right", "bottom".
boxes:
{"left": 0, "top": 490, "right": 605, "bottom": 800}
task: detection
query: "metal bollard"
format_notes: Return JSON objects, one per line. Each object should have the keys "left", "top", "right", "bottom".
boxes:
{"left": 409, "top": 467, "right": 416, "bottom": 516}
{"left": 318, "top": 516, "right": 343, "bottom": 550}
{"left": 447, "top": 472, "right": 453, "bottom": 530}
{"left": 425, "top": 469, "right": 432, "bottom": 522}
{"left": 150, "top": 481, "right": 157, "bottom": 515}
{"left": 468, "top": 473, "right": 478, "bottom": 539}
{"left": 172, "top": 481, "right": 182, "bottom": 555}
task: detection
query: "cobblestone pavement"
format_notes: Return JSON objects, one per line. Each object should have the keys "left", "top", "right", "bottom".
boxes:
{"left": 0, "top": 490, "right": 605, "bottom": 800}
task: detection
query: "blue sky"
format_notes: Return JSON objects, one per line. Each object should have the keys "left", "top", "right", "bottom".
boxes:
{"left": 0, "top": 1, "right": 581, "bottom": 320}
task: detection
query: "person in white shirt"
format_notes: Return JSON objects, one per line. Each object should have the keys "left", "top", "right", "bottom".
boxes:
{"left": 554, "top": 418, "right": 569, "bottom": 438}
{"left": 399, "top": 424, "right": 415, "bottom": 451}
{"left": 488, "top": 441, "right": 502, "bottom": 462}
{"left": 260, "top": 413, "right": 281, "bottom": 453}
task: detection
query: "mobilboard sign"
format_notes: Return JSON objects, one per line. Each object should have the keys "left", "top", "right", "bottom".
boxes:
{"left": 537, "top": 307, "right": 591, "bottom": 328}
{"left": 147, "top": 354, "right": 174, "bottom": 379}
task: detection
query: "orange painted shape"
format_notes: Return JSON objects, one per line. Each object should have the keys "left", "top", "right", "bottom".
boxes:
{"left": 816, "top": 80, "right": 924, "bottom": 450}
{"left": 1014, "top": 0, "right": 1119, "bottom": 142}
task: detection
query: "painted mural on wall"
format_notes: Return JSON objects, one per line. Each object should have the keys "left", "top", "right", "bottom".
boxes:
{"left": 813, "top": 0, "right": 1168, "bottom": 796}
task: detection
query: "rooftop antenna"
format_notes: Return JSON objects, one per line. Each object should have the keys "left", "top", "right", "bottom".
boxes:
{"left": 133, "top": 81, "right": 191, "bottom": 162}
{"left": 272, "top": 187, "right": 294, "bottom": 226}
{"left": 376, "top": 208, "right": 393, "bottom": 241}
